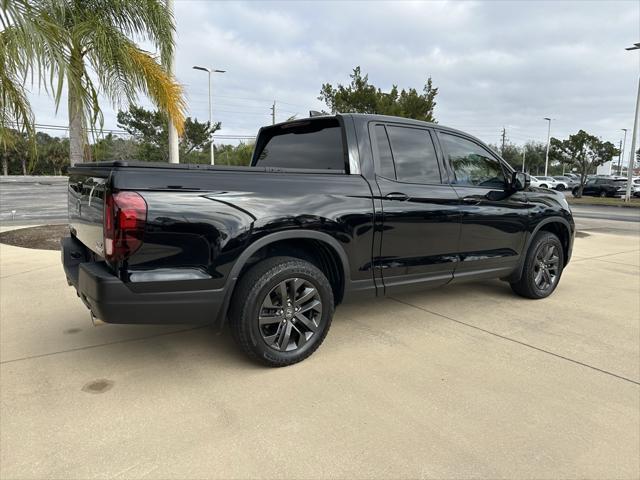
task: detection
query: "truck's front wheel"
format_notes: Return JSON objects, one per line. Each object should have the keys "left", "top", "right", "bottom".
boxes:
{"left": 229, "top": 256, "right": 334, "bottom": 367}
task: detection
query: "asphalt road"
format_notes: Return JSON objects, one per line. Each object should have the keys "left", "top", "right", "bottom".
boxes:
{"left": 0, "top": 176, "right": 68, "bottom": 224}
{"left": 1, "top": 228, "right": 638, "bottom": 479}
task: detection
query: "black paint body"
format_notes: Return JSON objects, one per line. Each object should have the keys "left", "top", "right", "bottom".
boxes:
{"left": 63, "top": 114, "right": 575, "bottom": 326}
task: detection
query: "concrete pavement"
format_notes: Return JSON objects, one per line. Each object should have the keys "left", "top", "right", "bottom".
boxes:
{"left": 0, "top": 231, "right": 639, "bottom": 479}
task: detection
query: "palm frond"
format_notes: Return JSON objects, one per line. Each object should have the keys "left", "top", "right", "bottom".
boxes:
{"left": 127, "top": 46, "right": 186, "bottom": 135}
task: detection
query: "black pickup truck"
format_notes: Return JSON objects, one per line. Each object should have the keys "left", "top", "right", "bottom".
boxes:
{"left": 62, "top": 114, "right": 574, "bottom": 366}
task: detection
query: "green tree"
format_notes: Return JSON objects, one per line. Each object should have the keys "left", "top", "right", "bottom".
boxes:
{"left": 1, "top": 0, "right": 186, "bottom": 166}
{"left": 216, "top": 142, "right": 254, "bottom": 166}
{"left": 36, "top": 132, "right": 69, "bottom": 175}
{"left": 550, "top": 130, "right": 618, "bottom": 197}
{"left": 319, "top": 66, "right": 438, "bottom": 122}
{"left": 520, "top": 142, "right": 547, "bottom": 175}
{"left": 93, "top": 133, "right": 137, "bottom": 162}
{"left": 489, "top": 141, "right": 522, "bottom": 170}
{"left": 117, "top": 105, "right": 219, "bottom": 162}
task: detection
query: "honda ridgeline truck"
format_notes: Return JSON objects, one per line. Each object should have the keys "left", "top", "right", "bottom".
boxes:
{"left": 62, "top": 114, "right": 575, "bottom": 366}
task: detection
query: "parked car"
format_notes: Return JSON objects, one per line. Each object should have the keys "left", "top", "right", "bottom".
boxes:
{"left": 573, "top": 177, "right": 635, "bottom": 197}
{"left": 62, "top": 114, "right": 575, "bottom": 366}
{"left": 530, "top": 176, "right": 559, "bottom": 189}
{"left": 553, "top": 176, "right": 578, "bottom": 189}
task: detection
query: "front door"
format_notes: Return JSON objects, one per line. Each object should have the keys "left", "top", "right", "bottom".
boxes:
{"left": 370, "top": 123, "right": 460, "bottom": 294}
{"left": 437, "top": 131, "right": 530, "bottom": 281}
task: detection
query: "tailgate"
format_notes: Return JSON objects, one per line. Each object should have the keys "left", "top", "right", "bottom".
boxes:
{"left": 68, "top": 167, "right": 111, "bottom": 256}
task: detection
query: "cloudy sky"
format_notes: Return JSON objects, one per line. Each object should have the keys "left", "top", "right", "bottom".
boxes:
{"left": 29, "top": 0, "right": 640, "bottom": 153}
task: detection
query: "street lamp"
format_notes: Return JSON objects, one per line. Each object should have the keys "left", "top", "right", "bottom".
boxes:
{"left": 193, "top": 66, "right": 226, "bottom": 165}
{"left": 624, "top": 43, "right": 639, "bottom": 202}
{"left": 544, "top": 117, "right": 552, "bottom": 176}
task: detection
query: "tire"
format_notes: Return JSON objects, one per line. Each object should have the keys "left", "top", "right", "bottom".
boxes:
{"left": 510, "top": 231, "right": 564, "bottom": 299}
{"left": 229, "top": 256, "right": 334, "bottom": 367}
{"left": 572, "top": 187, "right": 580, "bottom": 197}
{"left": 556, "top": 184, "right": 565, "bottom": 191}
{"left": 599, "top": 190, "right": 607, "bottom": 198}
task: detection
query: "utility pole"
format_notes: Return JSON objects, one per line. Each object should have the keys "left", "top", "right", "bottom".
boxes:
{"left": 625, "top": 43, "right": 640, "bottom": 202}
{"left": 617, "top": 138, "right": 623, "bottom": 175}
{"left": 522, "top": 150, "right": 526, "bottom": 172}
{"left": 500, "top": 127, "right": 506, "bottom": 155}
{"left": 166, "top": 0, "right": 179, "bottom": 164}
{"left": 618, "top": 128, "right": 628, "bottom": 176}
{"left": 544, "top": 117, "right": 552, "bottom": 176}
{"left": 271, "top": 101, "right": 276, "bottom": 125}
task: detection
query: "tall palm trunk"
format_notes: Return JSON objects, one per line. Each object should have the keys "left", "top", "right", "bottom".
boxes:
{"left": 68, "top": 47, "right": 89, "bottom": 166}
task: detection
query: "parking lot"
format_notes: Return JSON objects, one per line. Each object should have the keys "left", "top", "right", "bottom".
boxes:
{"left": 1, "top": 223, "right": 638, "bottom": 479}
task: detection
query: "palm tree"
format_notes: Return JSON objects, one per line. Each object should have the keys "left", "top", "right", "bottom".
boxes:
{"left": 1, "top": 0, "right": 186, "bottom": 165}
{"left": 0, "top": 1, "right": 62, "bottom": 151}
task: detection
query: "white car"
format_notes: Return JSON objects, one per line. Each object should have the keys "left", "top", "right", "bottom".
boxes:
{"left": 530, "top": 176, "right": 560, "bottom": 189}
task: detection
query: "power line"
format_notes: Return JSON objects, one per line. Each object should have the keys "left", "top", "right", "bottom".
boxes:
{"left": 5, "top": 121, "right": 256, "bottom": 139}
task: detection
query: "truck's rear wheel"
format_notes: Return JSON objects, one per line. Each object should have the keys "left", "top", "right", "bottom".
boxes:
{"left": 229, "top": 256, "right": 334, "bottom": 367}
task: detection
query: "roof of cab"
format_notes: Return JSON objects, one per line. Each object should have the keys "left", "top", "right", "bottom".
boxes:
{"left": 343, "top": 113, "right": 469, "bottom": 137}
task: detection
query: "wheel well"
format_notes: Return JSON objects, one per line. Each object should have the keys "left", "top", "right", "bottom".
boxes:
{"left": 538, "top": 222, "right": 570, "bottom": 266}
{"left": 237, "top": 238, "right": 345, "bottom": 305}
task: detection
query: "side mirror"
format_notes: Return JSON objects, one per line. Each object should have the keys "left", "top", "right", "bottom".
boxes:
{"left": 511, "top": 171, "right": 530, "bottom": 191}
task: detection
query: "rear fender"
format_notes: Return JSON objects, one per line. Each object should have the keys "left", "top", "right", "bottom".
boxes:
{"left": 214, "top": 230, "right": 351, "bottom": 327}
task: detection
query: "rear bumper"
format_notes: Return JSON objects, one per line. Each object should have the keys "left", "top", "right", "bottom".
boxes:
{"left": 61, "top": 236, "right": 224, "bottom": 325}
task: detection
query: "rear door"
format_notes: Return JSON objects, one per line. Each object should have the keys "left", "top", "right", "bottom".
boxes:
{"left": 370, "top": 123, "right": 460, "bottom": 293}
{"left": 582, "top": 178, "right": 600, "bottom": 195}
{"left": 437, "top": 131, "right": 529, "bottom": 280}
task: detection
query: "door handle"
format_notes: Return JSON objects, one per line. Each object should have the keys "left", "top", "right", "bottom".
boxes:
{"left": 385, "top": 192, "right": 409, "bottom": 201}
{"left": 462, "top": 196, "right": 481, "bottom": 205}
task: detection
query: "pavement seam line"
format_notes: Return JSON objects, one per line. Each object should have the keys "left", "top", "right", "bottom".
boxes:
{"left": 570, "top": 248, "right": 640, "bottom": 263}
{"left": 0, "top": 263, "right": 59, "bottom": 279}
{"left": 0, "top": 326, "right": 208, "bottom": 365}
{"left": 590, "top": 258, "right": 640, "bottom": 268}
{"left": 388, "top": 296, "right": 640, "bottom": 386}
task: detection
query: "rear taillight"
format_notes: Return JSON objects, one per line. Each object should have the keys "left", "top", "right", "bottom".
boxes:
{"left": 104, "top": 191, "right": 147, "bottom": 262}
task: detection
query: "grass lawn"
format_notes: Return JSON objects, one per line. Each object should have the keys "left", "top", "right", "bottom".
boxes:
{"left": 567, "top": 196, "right": 640, "bottom": 208}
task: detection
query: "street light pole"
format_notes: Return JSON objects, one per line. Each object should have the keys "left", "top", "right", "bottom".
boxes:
{"left": 544, "top": 117, "right": 552, "bottom": 176}
{"left": 193, "top": 66, "right": 226, "bottom": 165}
{"left": 624, "top": 43, "right": 640, "bottom": 203}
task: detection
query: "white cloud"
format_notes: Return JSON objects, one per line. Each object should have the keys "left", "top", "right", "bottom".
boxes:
{"left": 26, "top": 0, "right": 640, "bottom": 151}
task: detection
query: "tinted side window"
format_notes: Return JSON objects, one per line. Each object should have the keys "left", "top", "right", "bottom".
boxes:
{"left": 386, "top": 126, "right": 441, "bottom": 184}
{"left": 440, "top": 133, "right": 505, "bottom": 188}
{"left": 253, "top": 118, "right": 345, "bottom": 170}
{"left": 374, "top": 125, "right": 396, "bottom": 179}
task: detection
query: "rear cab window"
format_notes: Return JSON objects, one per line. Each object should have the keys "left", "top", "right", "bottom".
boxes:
{"left": 252, "top": 117, "right": 347, "bottom": 171}
{"left": 372, "top": 124, "right": 442, "bottom": 184}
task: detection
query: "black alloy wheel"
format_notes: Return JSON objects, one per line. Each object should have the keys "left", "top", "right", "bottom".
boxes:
{"left": 230, "top": 256, "right": 334, "bottom": 367}
{"left": 510, "top": 231, "right": 564, "bottom": 299}
{"left": 257, "top": 277, "right": 322, "bottom": 352}
{"left": 532, "top": 243, "right": 561, "bottom": 292}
